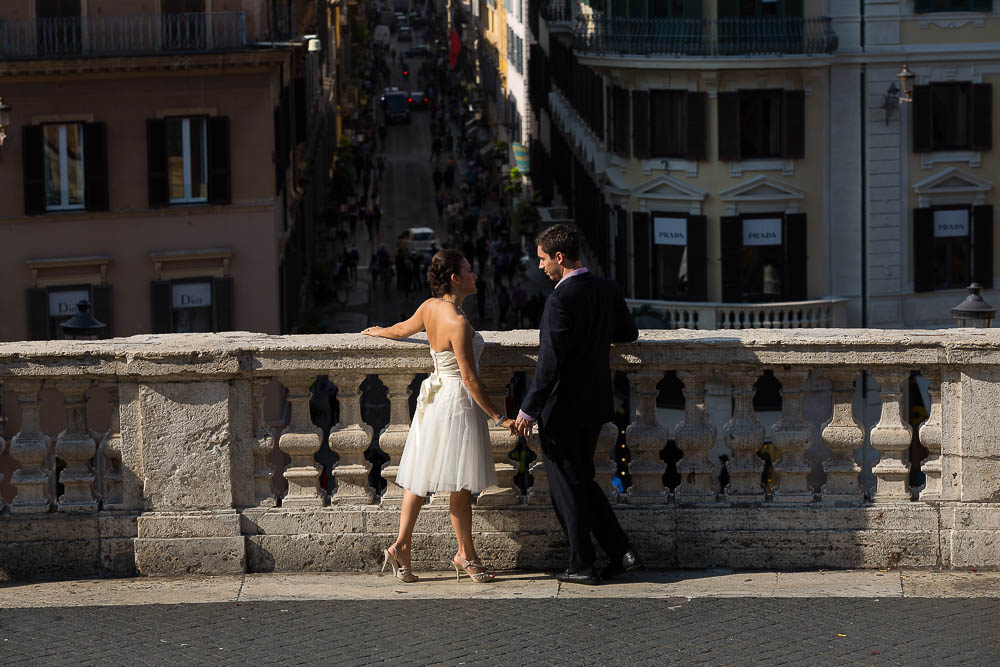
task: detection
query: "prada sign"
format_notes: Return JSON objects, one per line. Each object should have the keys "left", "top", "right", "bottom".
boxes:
{"left": 743, "top": 218, "right": 783, "bottom": 246}
{"left": 933, "top": 209, "right": 969, "bottom": 238}
{"left": 654, "top": 217, "right": 688, "bottom": 246}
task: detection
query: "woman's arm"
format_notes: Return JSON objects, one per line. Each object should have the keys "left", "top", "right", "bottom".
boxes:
{"left": 362, "top": 300, "right": 428, "bottom": 340}
{"left": 451, "top": 320, "right": 514, "bottom": 428}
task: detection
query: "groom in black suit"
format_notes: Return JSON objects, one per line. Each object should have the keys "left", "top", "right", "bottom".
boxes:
{"left": 515, "top": 224, "right": 641, "bottom": 585}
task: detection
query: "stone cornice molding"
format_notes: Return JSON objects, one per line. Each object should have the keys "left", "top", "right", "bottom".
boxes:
{"left": 0, "top": 50, "right": 293, "bottom": 81}
{"left": 912, "top": 166, "right": 993, "bottom": 207}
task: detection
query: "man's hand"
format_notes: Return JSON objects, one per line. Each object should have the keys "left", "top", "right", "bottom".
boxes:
{"left": 514, "top": 415, "right": 534, "bottom": 439}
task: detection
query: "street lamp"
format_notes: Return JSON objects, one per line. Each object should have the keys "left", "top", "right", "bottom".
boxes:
{"left": 951, "top": 283, "right": 996, "bottom": 328}
{"left": 0, "top": 97, "right": 12, "bottom": 147}
{"left": 59, "top": 299, "right": 107, "bottom": 339}
{"left": 882, "top": 64, "right": 915, "bottom": 125}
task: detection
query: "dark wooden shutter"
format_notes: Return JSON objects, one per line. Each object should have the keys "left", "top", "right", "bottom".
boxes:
{"left": 782, "top": 90, "right": 805, "bottom": 158}
{"left": 633, "top": 212, "right": 651, "bottom": 299}
{"left": 685, "top": 92, "right": 707, "bottom": 160}
{"left": 971, "top": 83, "right": 992, "bottom": 151}
{"left": 971, "top": 0, "right": 991, "bottom": 11}
{"left": 718, "top": 0, "right": 739, "bottom": 17}
{"left": 150, "top": 280, "right": 173, "bottom": 333}
{"left": 83, "top": 122, "right": 109, "bottom": 212}
{"left": 27, "top": 288, "right": 50, "bottom": 340}
{"left": 615, "top": 209, "right": 628, "bottom": 291}
{"left": 720, "top": 216, "right": 742, "bottom": 302}
{"left": 972, "top": 205, "right": 994, "bottom": 288}
{"left": 273, "top": 105, "right": 285, "bottom": 195}
{"left": 784, "top": 213, "right": 807, "bottom": 300}
{"left": 146, "top": 118, "right": 169, "bottom": 208}
{"left": 212, "top": 276, "right": 235, "bottom": 332}
{"left": 632, "top": 90, "right": 650, "bottom": 159}
{"left": 22, "top": 125, "right": 46, "bottom": 215}
{"left": 912, "top": 85, "right": 932, "bottom": 154}
{"left": 913, "top": 208, "right": 936, "bottom": 293}
{"left": 90, "top": 284, "right": 112, "bottom": 338}
{"left": 686, "top": 214, "right": 708, "bottom": 301}
{"left": 612, "top": 87, "right": 629, "bottom": 156}
{"left": 717, "top": 92, "right": 740, "bottom": 160}
{"left": 682, "top": 0, "right": 702, "bottom": 18}
{"left": 207, "top": 116, "right": 231, "bottom": 205}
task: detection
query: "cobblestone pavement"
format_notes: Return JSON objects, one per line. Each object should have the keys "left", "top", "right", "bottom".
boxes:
{"left": 2, "top": 596, "right": 997, "bottom": 665}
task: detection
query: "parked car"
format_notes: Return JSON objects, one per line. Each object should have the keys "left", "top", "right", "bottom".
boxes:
{"left": 408, "top": 91, "right": 429, "bottom": 110}
{"left": 404, "top": 44, "right": 431, "bottom": 58}
{"left": 380, "top": 86, "right": 400, "bottom": 110}
{"left": 383, "top": 91, "right": 411, "bottom": 124}
{"left": 397, "top": 25, "right": 412, "bottom": 41}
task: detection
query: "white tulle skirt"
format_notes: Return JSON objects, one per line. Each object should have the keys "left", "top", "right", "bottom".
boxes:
{"left": 395, "top": 375, "right": 497, "bottom": 496}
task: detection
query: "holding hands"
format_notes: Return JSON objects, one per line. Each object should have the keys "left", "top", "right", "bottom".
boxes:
{"left": 513, "top": 415, "right": 534, "bottom": 439}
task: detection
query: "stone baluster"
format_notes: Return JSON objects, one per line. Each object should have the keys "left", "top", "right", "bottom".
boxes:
{"left": 277, "top": 376, "right": 323, "bottom": 507}
{"left": 11, "top": 380, "right": 56, "bottom": 514}
{"left": 721, "top": 369, "right": 765, "bottom": 498}
{"left": 98, "top": 382, "right": 123, "bottom": 509}
{"left": 624, "top": 370, "right": 669, "bottom": 504}
{"left": 673, "top": 370, "right": 717, "bottom": 502}
{"left": 477, "top": 369, "right": 519, "bottom": 506}
{"left": 870, "top": 370, "right": 913, "bottom": 503}
{"left": 820, "top": 369, "right": 864, "bottom": 502}
{"left": 54, "top": 380, "right": 99, "bottom": 511}
{"left": 523, "top": 369, "right": 550, "bottom": 506}
{"left": 377, "top": 372, "right": 413, "bottom": 504}
{"left": 770, "top": 368, "right": 813, "bottom": 501}
{"left": 251, "top": 379, "right": 276, "bottom": 506}
{"left": 917, "top": 369, "right": 943, "bottom": 500}
{"left": 329, "top": 372, "right": 375, "bottom": 505}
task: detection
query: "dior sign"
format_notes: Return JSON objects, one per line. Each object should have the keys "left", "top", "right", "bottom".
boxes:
{"left": 172, "top": 283, "right": 212, "bottom": 309}
{"left": 48, "top": 290, "right": 90, "bottom": 316}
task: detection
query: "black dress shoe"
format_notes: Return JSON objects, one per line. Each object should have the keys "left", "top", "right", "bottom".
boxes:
{"left": 555, "top": 569, "right": 601, "bottom": 585}
{"left": 601, "top": 549, "right": 643, "bottom": 580}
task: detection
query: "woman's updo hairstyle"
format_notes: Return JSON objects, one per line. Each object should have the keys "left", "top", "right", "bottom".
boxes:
{"left": 427, "top": 249, "right": 466, "bottom": 298}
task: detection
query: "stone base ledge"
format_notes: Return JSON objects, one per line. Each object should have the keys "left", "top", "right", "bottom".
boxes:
{"left": 137, "top": 510, "right": 242, "bottom": 538}
{"left": 134, "top": 537, "right": 246, "bottom": 576}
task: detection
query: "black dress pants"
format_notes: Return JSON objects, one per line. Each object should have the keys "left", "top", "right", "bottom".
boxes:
{"left": 539, "top": 420, "right": 629, "bottom": 574}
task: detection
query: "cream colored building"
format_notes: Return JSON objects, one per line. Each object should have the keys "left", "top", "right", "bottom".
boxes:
{"left": 530, "top": 0, "right": 999, "bottom": 329}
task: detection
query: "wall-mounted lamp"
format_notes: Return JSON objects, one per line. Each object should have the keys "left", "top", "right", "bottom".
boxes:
{"left": 0, "top": 97, "right": 12, "bottom": 147}
{"left": 882, "top": 64, "right": 915, "bottom": 125}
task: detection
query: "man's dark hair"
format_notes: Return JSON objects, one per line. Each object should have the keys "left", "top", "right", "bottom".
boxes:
{"left": 535, "top": 224, "right": 581, "bottom": 262}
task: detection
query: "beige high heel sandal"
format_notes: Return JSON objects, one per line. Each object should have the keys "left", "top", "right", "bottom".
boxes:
{"left": 382, "top": 546, "right": 419, "bottom": 583}
{"left": 452, "top": 557, "right": 496, "bottom": 583}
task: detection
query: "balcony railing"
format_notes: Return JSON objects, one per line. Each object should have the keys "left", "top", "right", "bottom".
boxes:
{"left": 573, "top": 16, "right": 838, "bottom": 57}
{"left": 628, "top": 297, "right": 849, "bottom": 330}
{"left": 542, "top": 0, "right": 573, "bottom": 23}
{"left": 0, "top": 13, "right": 248, "bottom": 59}
{"left": 0, "top": 330, "right": 996, "bottom": 579}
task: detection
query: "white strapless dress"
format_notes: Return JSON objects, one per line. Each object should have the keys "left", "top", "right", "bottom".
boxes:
{"left": 395, "top": 332, "right": 498, "bottom": 496}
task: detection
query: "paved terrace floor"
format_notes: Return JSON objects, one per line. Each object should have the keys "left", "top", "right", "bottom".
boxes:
{"left": 2, "top": 569, "right": 999, "bottom": 664}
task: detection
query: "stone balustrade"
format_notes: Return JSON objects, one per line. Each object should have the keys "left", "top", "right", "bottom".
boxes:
{"left": 1, "top": 329, "right": 1000, "bottom": 580}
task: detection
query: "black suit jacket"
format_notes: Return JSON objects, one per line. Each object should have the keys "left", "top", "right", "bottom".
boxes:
{"left": 521, "top": 271, "right": 639, "bottom": 432}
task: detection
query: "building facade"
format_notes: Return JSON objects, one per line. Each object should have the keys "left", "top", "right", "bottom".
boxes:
{"left": 528, "top": 0, "right": 999, "bottom": 329}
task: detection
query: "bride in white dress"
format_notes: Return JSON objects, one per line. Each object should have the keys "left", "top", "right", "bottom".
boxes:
{"left": 362, "top": 249, "right": 515, "bottom": 584}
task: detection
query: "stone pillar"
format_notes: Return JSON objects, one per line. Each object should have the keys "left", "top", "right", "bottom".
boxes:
{"left": 770, "top": 368, "right": 813, "bottom": 501}
{"left": 722, "top": 369, "right": 765, "bottom": 498}
{"left": 673, "top": 370, "right": 717, "bottom": 502}
{"left": 99, "top": 382, "right": 124, "bottom": 509}
{"left": 251, "top": 379, "right": 276, "bottom": 506}
{"left": 377, "top": 372, "right": 413, "bottom": 504}
{"left": 277, "top": 376, "right": 323, "bottom": 507}
{"left": 8, "top": 380, "right": 53, "bottom": 513}
{"left": 870, "top": 370, "right": 913, "bottom": 503}
{"left": 133, "top": 381, "right": 245, "bottom": 576}
{"left": 820, "top": 369, "right": 864, "bottom": 502}
{"left": 54, "top": 380, "right": 99, "bottom": 512}
{"left": 328, "top": 372, "right": 375, "bottom": 505}
{"left": 625, "top": 370, "right": 668, "bottom": 504}
{"left": 917, "top": 369, "right": 943, "bottom": 501}
{"left": 477, "top": 369, "right": 519, "bottom": 506}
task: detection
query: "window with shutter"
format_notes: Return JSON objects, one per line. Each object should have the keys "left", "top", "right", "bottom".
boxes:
{"left": 686, "top": 215, "right": 708, "bottom": 301}
{"left": 26, "top": 288, "right": 49, "bottom": 341}
{"left": 972, "top": 205, "right": 994, "bottom": 288}
{"left": 147, "top": 119, "right": 169, "bottom": 207}
{"left": 611, "top": 87, "right": 630, "bottom": 156}
{"left": 650, "top": 212, "right": 691, "bottom": 300}
{"left": 915, "top": 82, "right": 991, "bottom": 152}
{"left": 912, "top": 208, "right": 936, "bottom": 292}
{"left": 912, "top": 85, "right": 932, "bottom": 154}
{"left": 150, "top": 281, "right": 173, "bottom": 333}
{"left": 650, "top": 90, "right": 686, "bottom": 158}
{"left": 685, "top": 92, "right": 707, "bottom": 161}
{"left": 782, "top": 90, "right": 805, "bottom": 159}
{"left": 784, "top": 213, "right": 807, "bottom": 300}
{"left": 739, "top": 90, "right": 783, "bottom": 159}
{"left": 919, "top": 206, "right": 972, "bottom": 291}
{"left": 632, "top": 91, "right": 650, "bottom": 159}
{"left": 212, "top": 276, "right": 235, "bottom": 332}
{"left": 207, "top": 116, "right": 231, "bottom": 205}
{"left": 737, "top": 213, "right": 787, "bottom": 302}
{"left": 41, "top": 123, "right": 86, "bottom": 211}
{"left": 971, "top": 83, "right": 993, "bottom": 151}
{"left": 720, "top": 216, "right": 742, "bottom": 301}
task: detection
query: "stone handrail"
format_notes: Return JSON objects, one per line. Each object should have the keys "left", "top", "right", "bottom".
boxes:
{"left": 1, "top": 329, "right": 998, "bottom": 579}
{"left": 628, "top": 297, "right": 850, "bottom": 329}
